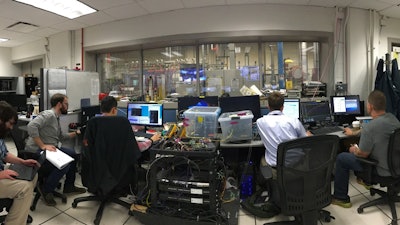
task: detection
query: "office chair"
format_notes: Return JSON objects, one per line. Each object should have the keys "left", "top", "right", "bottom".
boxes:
{"left": 9, "top": 126, "right": 67, "bottom": 211}
{"left": 72, "top": 116, "right": 141, "bottom": 225}
{"left": 263, "top": 135, "right": 339, "bottom": 225}
{"left": 355, "top": 128, "right": 400, "bottom": 225}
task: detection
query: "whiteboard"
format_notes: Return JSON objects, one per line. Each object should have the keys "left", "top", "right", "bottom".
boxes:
{"left": 65, "top": 70, "right": 99, "bottom": 111}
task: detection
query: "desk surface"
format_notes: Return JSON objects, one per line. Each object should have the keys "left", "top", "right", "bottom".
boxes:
{"left": 220, "top": 130, "right": 348, "bottom": 149}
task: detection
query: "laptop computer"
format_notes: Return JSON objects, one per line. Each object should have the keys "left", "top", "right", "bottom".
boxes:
{"left": 8, "top": 151, "right": 46, "bottom": 181}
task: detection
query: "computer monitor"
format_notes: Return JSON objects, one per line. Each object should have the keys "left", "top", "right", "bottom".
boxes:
{"left": 331, "top": 95, "right": 361, "bottom": 115}
{"left": 177, "top": 96, "right": 219, "bottom": 119}
{"left": 127, "top": 102, "right": 163, "bottom": 127}
{"left": 301, "top": 100, "right": 332, "bottom": 124}
{"left": 0, "top": 94, "right": 27, "bottom": 112}
{"left": 282, "top": 98, "right": 300, "bottom": 119}
{"left": 219, "top": 95, "right": 261, "bottom": 122}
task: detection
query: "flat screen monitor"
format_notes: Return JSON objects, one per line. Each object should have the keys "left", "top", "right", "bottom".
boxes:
{"left": 219, "top": 95, "right": 261, "bottom": 122}
{"left": 177, "top": 96, "right": 219, "bottom": 119}
{"left": 301, "top": 101, "right": 331, "bottom": 124}
{"left": 80, "top": 105, "right": 101, "bottom": 125}
{"left": 0, "top": 94, "right": 27, "bottom": 112}
{"left": 283, "top": 98, "right": 300, "bottom": 119}
{"left": 127, "top": 102, "right": 163, "bottom": 127}
{"left": 331, "top": 95, "right": 361, "bottom": 115}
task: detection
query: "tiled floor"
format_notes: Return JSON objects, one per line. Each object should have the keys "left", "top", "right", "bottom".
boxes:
{"left": 5, "top": 138, "right": 400, "bottom": 225}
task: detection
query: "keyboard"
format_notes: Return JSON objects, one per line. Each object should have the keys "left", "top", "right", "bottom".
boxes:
{"left": 310, "top": 126, "right": 343, "bottom": 135}
{"left": 134, "top": 132, "right": 154, "bottom": 139}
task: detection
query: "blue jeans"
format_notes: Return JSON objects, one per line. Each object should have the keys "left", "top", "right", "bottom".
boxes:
{"left": 38, "top": 147, "right": 77, "bottom": 193}
{"left": 333, "top": 152, "right": 363, "bottom": 201}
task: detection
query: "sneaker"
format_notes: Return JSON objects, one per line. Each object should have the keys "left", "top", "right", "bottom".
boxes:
{"left": 63, "top": 186, "right": 86, "bottom": 194}
{"left": 357, "top": 178, "right": 372, "bottom": 190}
{"left": 37, "top": 185, "right": 57, "bottom": 206}
{"left": 43, "top": 193, "right": 57, "bottom": 206}
{"left": 331, "top": 197, "right": 352, "bottom": 208}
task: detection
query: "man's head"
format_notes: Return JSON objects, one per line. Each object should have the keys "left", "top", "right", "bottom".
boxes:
{"left": 367, "top": 90, "right": 386, "bottom": 116}
{"left": 0, "top": 101, "right": 17, "bottom": 138}
{"left": 100, "top": 96, "right": 117, "bottom": 116}
{"left": 267, "top": 91, "right": 284, "bottom": 111}
{"left": 50, "top": 93, "right": 68, "bottom": 115}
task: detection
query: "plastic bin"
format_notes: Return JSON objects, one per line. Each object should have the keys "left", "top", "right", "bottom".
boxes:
{"left": 183, "top": 106, "right": 221, "bottom": 138}
{"left": 218, "top": 110, "right": 254, "bottom": 142}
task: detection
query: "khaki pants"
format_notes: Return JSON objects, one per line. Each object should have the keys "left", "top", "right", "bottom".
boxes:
{"left": 0, "top": 174, "right": 37, "bottom": 225}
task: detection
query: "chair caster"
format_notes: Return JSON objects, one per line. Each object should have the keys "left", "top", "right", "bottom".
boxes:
{"left": 27, "top": 215, "right": 33, "bottom": 224}
{"left": 72, "top": 202, "right": 77, "bottom": 208}
{"left": 357, "top": 208, "right": 363, "bottom": 214}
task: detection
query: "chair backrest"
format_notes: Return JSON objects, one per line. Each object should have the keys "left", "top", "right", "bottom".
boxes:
{"left": 276, "top": 135, "right": 339, "bottom": 215}
{"left": 388, "top": 128, "right": 400, "bottom": 177}
{"left": 82, "top": 116, "right": 141, "bottom": 196}
{"left": 9, "top": 126, "right": 27, "bottom": 153}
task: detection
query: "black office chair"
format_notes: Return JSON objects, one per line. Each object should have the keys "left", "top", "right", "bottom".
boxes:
{"left": 355, "top": 128, "right": 400, "bottom": 225}
{"left": 72, "top": 116, "right": 141, "bottom": 225}
{"left": 9, "top": 126, "right": 67, "bottom": 211}
{"left": 264, "top": 135, "right": 339, "bottom": 225}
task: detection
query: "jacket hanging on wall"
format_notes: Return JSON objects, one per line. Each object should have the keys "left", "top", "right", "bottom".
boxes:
{"left": 375, "top": 58, "right": 400, "bottom": 120}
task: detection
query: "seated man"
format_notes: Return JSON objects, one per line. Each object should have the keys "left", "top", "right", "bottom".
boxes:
{"left": 256, "top": 91, "right": 311, "bottom": 210}
{"left": 25, "top": 93, "right": 86, "bottom": 206}
{"left": 100, "top": 96, "right": 161, "bottom": 151}
{"left": 0, "top": 101, "right": 38, "bottom": 225}
{"left": 332, "top": 90, "right": 400, "bottom": 208}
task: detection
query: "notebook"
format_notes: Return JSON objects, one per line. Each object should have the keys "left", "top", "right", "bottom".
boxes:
{"left": 8, "top": 151, "right": 46, "bottom": 181}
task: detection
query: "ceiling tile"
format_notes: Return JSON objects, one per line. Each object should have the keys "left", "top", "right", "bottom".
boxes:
{"left": 350, "top": 0, "right": 392, "bottom": 11}
{"left": 182, "top": 0, "right": 226, "bottom": 8}
{"left": 49, "top": 20, "right": 88, "bottom": 31}
{"left": 1, "top": 1, "right": 67, "bottom": 26}
{"left": 266, "top": 0, "right": 308, "bottom": 5}
{"left": 136, "top": 0, "right": 184, "bottom": 13}
{"left": 81, "top": 0, "right": 136, "bottom": 10}
{"left": 75, "top": 11, "right": 115, "bottom": 26}
{"left": 103, "top": 2, "right": 148, "bottom": 20}
{"left": 0, "top": 17, "right": 17, "bottom": 29}
{"left": 307, "top": 0, "right": 356, "bottom": 8}
{"left": 30, "top": 27, "right": 61, "bottom": 38}
{"left": 226, "top": 0, "right": 267, "bottom": 5}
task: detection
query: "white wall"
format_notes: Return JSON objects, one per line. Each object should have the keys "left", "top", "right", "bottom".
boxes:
{"left": 0, "top": 47, "right": 21, "bottom": 76}
{"left": 84, "top": 4, "right": 335, "bottom": 48}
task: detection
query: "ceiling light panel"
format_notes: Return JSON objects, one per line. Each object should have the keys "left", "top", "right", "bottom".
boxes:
{"left": 0, "top": 38, "right": 10, "bottom": 42}
{"left": 14, "top": 0, "right": 97, "bottom": 19}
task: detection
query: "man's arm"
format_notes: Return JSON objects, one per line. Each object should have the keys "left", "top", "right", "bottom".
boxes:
{"left": 32, "top": 136, "right": 56, "bottom": 151}
{"left": 4, "top": 152, "right": 39, "bottom": 167}
{"left": 349, "top": 144, "right": 369, "bottom": 158}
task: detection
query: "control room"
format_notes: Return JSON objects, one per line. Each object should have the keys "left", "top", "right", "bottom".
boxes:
{"left": 0, "top": 1, "right": 400, "bottom": 225}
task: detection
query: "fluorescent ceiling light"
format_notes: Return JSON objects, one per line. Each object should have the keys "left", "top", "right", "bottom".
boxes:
{"left": 161, "top": 52, "right": 173, "bottom": 57}
{"left": 0, "top": 38, "right": 9, "bottom": 42}
{"left": 14, "top": 0, "right": 97, "bottom": 19}
{"left": 172, "top": 51, "right": 182, "bottom": 57}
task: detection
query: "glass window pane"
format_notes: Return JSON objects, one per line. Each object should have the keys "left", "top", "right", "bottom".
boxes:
{"left": 200, "top": 43, "right": 260, "bottom": 97}
{"left": 143, "top": 46, "right": 197, "bottom": 99}
{"left": 263, "top": 42, "right": 320, "bottom": 90}
{"left": 96, "top": 51, "right": 141, "bottom": 99}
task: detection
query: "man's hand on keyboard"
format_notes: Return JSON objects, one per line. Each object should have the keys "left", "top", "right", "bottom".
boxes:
{"left": 150, "top": 133, "right": 162, "bottom": 143}
{"left": 343, "top": 127, "right": 354, "bottom": 136}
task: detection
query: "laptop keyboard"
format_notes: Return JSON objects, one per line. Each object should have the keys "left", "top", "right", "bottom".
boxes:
{"left": 310, "top": 126, "right": 343, "bottom": 135}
